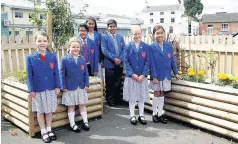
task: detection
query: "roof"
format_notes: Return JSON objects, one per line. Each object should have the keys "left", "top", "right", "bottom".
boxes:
{"left": 142, "top": 4, "right": 180, "bottom": 12}
{"left": 202, "top": 13, "right": 238, "bottom": 23}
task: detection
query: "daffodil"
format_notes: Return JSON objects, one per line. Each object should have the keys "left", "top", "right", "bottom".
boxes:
{"left": 198, "top": 70, "right": 205, "bottom": 76}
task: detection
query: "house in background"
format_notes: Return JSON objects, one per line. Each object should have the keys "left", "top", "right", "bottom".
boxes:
{"left": 201, "top": 12, "right": 238, "bottom": 35}
{"left": 134, "top": 1, "right": 199, "bottom": 35}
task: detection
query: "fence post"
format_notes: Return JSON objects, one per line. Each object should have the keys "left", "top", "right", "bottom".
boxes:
{"left": 47, "top": 11, "right": 53, "bottom": 52}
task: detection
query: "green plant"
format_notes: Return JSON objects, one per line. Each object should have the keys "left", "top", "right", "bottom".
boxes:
{"left": 46, "top": 0, "right": 74, "bottom": 53}
{"left": 197, "top": 49, "right": 218, "bottom": 83}
{"left": 5, "top": 70, "right": 27, "bottom": 84}
{"left": 30, "top": 0, "right": 75, "bottom": 53}
{"left": 29, "top": 0, "right": 46, "bottom": 30}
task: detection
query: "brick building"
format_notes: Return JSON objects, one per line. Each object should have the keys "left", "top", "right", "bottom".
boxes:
{"left": 200, "top": 12, "right": 238, "bottom": 35}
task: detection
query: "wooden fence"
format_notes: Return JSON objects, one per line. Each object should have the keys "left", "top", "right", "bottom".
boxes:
{"left": 1, "top": 34, "right": 238, "bottom": 76}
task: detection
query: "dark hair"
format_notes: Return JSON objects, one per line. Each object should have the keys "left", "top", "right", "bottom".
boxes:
{"left": 107, "top": 19, "right": 117, "bottom": 27}
{"left": 85, "top": 17, "right": 98, "bottom": 31}
{"left": 78, "top": 23, "right": 89, "bottom": 32}
{"left": 152, "top": 25, "right": 165, "bottom": 35}
{"left": 35, "top": 31, "right": 49, "bottom": 41}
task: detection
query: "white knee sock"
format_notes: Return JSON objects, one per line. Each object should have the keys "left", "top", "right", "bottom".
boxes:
{"left": 41, "top": 128, "right": 49, "bottom": 139}
{"left": 129, "top": 102, "right": 136, "bottom": 118}
{"left": 138, "top": 102, "right": 144, "bottom": 117}
{"left": 81, "top": 111, "right": 88, "bottom": 123}
{"left": 68, "top": 112, "right": 75, "bottom": 127}
{"left": 158, "top": 96, "right": 164, "bottom": 116}
{"left": 152, "top": 97, "right": 159, "bottom": 115}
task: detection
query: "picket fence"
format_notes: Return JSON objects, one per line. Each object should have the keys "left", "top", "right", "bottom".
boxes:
{"left": 1, "top": 34, "right": 238, "bottom": 76}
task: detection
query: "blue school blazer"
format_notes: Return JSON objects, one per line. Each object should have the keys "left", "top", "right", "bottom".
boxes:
{"left": 78, "top": 37, "right": 99, "bottom": 74}
{"left": 124, "top": 41, "right": 149, "bottom": 77}
{"left": 60, "top": 54, "right": 89, "bottom": 90}
{"left": 26, "top": 50, "right": 60, "bottom": 92}
{"left": 150, "top": 41, "right": 178, "bottom": 80}
{"left": 101, "top": 32, "right": 125, "bottom": 69}
{"left": 87, "top": 31, "right": 103, "bottom": 62}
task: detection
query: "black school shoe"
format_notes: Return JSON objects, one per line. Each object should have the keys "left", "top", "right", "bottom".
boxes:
{"left": 70, "top": 124, "right": 81, "bottom": 133}
{"left": 152, "top": 115, "right": 159, "bottom": 123}
{"left": 161, "top": 115, "right": 168, "bottom": 121}
{"left": 138, "top": 116, "right": 147, "bottom": 125}
{"left": 41, "top": 133, "right": 51, "bottom": 143}
{"left": 48, "top": 131, "right": 57, "bottom": 141}
{"left": 158, "top": 115, "right": 168, "bottom": 124}
{"left": 82, "top": 122, "right": 90, "bottom": 131}
{"left": 130, "top": 116, "right": 138, "bottom": 125}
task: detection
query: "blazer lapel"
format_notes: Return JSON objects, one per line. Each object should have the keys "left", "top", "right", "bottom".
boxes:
{"left": 68, "top": 54, "right": 78, "bottom": 67}
{"left": 108, "top": 33, "right": 115, "bottom": 48}
{"left": 154, "top": 41, "right": 164, "bottom": 57}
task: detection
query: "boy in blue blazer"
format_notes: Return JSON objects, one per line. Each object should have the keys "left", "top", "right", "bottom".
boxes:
{"left": 101, "top": 19, "right": 125, "bottom": 106}
{"left": 78, "top": 23, "right": 99, "bottom": 76}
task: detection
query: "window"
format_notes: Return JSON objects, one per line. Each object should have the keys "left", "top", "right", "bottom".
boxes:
{"left": 171, "top": 11, "right": 175, "bottom": 14}
{"left": 15, "top": 12, "right": 23, "bottom": 18}
{"left": 40, "top": 14, "right": 44, "bottom": 19}
{"left": 221, "top": 23, "right": 229, "bottom": 31}
{"left": 150, "top": 19, "right": 153, "bottom": 24}
{"left": 169, "top": 26, "right": 173, "bottom": 33}
{"left": 150, "top": 13, "right": 153, "bottom": 16}
{"left": 160, "top": 12, "right": 164, "bottom": 15}
{"left": 160, "top": 18, "right": 164, "bottom": 23}
{"left": 171, "top": 18, "right": 175, "bottom": 23}
{"left": 207, "top": 25, "right": 213, "bottom": 35}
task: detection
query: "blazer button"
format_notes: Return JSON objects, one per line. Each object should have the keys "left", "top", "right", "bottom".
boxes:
{"left": 44, "top": 77, "right": 47, "bottom": 80}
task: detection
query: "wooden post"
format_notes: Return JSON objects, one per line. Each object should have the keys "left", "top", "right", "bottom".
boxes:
{"left": 47, "top": 11, "right": 53, "bottom": 52}
{"left": 28, "top": 96, "right": 35, "bottom": 137}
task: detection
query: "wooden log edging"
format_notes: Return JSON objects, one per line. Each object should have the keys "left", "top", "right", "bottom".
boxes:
{"left": 144, "top": 80, "right": 238, "bottom": 141}
{"left": 1, "top": 78, "right": 103, "bottom": 137}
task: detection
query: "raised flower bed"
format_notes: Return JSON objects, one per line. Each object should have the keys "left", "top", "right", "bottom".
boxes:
{"left": 145, "top": 68, "right": 238, "bottom": 140}
{"left": 1, "top": 77, "right": 104, "bottom": 137}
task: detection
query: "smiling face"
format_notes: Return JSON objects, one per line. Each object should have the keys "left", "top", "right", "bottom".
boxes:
{"left": 108, "top": 23, "right": 117, "bottom": 34}
{"left": 35, "top": 35, "right": 48, "bottom": 52}
{"left": 79, "top": 26, "right": 88, "bottom": 40}
{"left": 131, "top": 25, "right": 142, "bottom": 43}
{"left": 69, "top": 41, "right": 81, "bottom": 56}
{"left": 87, "top": 19, "right": 95, "bottom": 32}
{"left": 154, "top": 28, "right": 165, "bottom": 43}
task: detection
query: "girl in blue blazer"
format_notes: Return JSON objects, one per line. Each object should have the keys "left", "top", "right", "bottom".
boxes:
{"left": 78, "top": 23, "right": 99, "bottom": 77}
{"left": 149, "top": 25, "right": 182, "bottom": 124}
{"left": 85, "top": 17, "right": 103, "bottom": 78}
{"left": 26, "top": 31, "right": 60, "bottom": 143}
{"left": 123, "top": 25, "right": 149, "bottom": 125}
{"left": 60, "top": 37, "right": 90, "bottom": 132}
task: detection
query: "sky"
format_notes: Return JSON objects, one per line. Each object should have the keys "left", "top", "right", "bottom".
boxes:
{"left": 68, "top": 0, "right": 238, "bottom": 16}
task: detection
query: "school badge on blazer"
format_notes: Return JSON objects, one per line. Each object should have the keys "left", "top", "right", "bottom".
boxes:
{"left": 141, "top": 52, "right": 146, "bottom": 58}
{"left": 91, "top": 49, "right": 94, "bottom": 54}
{"left": 80, "top": 65, "right": 85, "bottom": 71}
{"left": 49, "top": 62, "right": 54, "bottom": 69}
{"left": 167, "top": 53, "right": 171, "bottom": 59}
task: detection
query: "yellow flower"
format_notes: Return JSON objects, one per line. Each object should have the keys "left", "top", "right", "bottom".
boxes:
{"left": 188, "top": 70, "right": 195, "bottom": 76}
{"left": 21, "top": 69, "right": 26, "bottom": 74}
{"left": 235, "top": 76, "right": 238, "bottom": 81}
{"left": 217, "top": 73, "right": 227, "bottom": 80}
{"left": 22, "top": 74, "right": 26, "bottom": 79}
{"left": 178, "top": 71, "right": 183, "bottom": 75}
{"left": 187, "top": 67, "right": 194, "bottom": 73}
{"left": 198, "top": 70, "right": 205, "bottom": 76}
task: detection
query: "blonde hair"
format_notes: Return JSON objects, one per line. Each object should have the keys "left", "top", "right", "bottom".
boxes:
{"left": 67, "top": 37, "right": 81, "bottom": 54}
{"left": 34, "top": 31, "right": 49, "bottom": 41}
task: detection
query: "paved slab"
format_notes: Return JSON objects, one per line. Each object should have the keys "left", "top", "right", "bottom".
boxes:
{"left": 1, "top": 105, "right": 235, "bottom": 144}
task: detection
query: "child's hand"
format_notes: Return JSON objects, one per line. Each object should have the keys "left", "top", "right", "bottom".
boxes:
{"left": 29, "top": 92, "right": 36, "bottom": 98}
{"left": 132, "top": 74, "right": 139, "bottom": 81}
{"left": 85, "top": 86, "right": 89, "bottom": 90}
{"left": 138, "top": 75, "right": 145, "bottom": 82}
{"left": 175, "top": 74, "right": 182, "bottom": 80}
{"left": 94, "top": 72, "right": 98, "bottom": 76}
{"left": 55, "top": 88, "right": 60, "bottom": 95}
{"left": 153, "top": 78, "right": 159, "bottom": 84}
{"left": 114, "top": 58, "right": 121, "bottom": 65}
{"left": 63, "top": 89, "right": 67, "bottom": 92}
